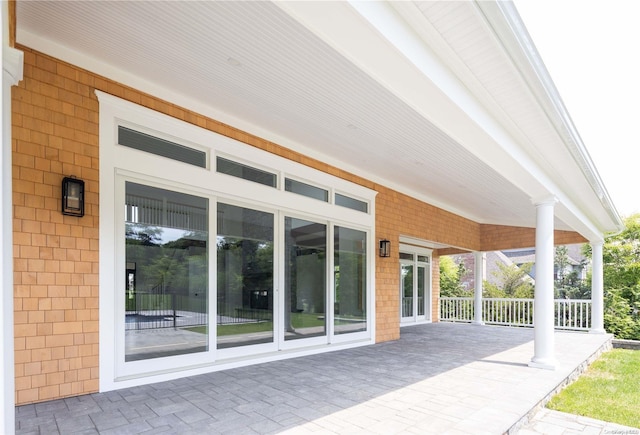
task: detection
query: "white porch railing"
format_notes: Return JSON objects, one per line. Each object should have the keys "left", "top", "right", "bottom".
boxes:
{"left": 439, "top": 297, "right": 592, "bottom": 331}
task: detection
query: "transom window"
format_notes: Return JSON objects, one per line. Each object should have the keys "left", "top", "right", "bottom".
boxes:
{"left": 216, "top": 156, "right": 277, "bottom": 188}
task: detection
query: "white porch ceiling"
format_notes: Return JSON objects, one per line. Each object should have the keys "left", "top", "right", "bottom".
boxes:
{"left": 15, "top": 0, "right": 622, "bottom": 242}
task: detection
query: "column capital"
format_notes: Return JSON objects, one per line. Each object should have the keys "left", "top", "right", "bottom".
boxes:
{"left": 3, "top": 46, "right": 24, "bottom": 86}
{"left": 531, "top": 195, "right": 558, "bottom": 207}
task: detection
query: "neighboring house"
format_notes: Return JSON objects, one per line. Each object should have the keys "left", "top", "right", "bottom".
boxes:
{"left": 0, "top": 1, "right": 623, "bottom": 430}
{"left": 451, "top": 244, "right": 588, "bottom": 289}
{"left": 554, "top": 244, "right": 589, "bottom": 281}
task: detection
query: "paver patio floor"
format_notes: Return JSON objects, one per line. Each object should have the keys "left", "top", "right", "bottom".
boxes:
{"left": 15, "top": 322, "right": 612, "bottom": 434}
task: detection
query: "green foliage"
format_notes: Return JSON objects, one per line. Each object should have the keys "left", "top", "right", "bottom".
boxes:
{"left": 126, "top": 224, "right": 208, "bottom": 310}
{"left": 604, "top": 289, "right": 640, "bottom": 339}
{"left": 482, "top": 280, "right": 504, "bottom": 298}
{"left": 483, "top": 262, "right": 534, "bottom": 298}
{"left": 439, "top": 256, "right": 468, "bottom": 297}
{"left": 548, "top": 349, "right": 640, "bottom": 428}
{"left": 554, "top": 245, "right": 591, "bottom": 299}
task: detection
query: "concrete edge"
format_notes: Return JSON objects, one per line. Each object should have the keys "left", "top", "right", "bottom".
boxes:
{"left": 612, "top": 339, "right": 640, "bottom": 350}
{"left": 505, "top": 334, "right": 614, "bottom": 435}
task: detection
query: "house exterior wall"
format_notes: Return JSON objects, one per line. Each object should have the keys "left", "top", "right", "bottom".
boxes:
{"left": 480, "top": 225, "right": 587, "bottom": 251}
{"left": 11, "top": 47, "right": 585, "bottom": 405}
{"left": 12, "top": 48, "right": 100, "bottom": 405}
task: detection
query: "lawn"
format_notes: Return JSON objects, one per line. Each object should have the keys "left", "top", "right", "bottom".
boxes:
{"left": 548, "top": 348, "right": 640, "bottom": 428}
{"left": 184, "top": 312, "right": 326, "bottom": 336}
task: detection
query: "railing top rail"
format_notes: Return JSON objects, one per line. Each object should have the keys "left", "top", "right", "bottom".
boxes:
{"left": 439, "top": 297, "right": 592, "bottom": 303}
{"left": 555, "top": 299, "right": 592, "bottom": 303}
{"left": 482, "top": 298, "right": 533, "bottom": 302}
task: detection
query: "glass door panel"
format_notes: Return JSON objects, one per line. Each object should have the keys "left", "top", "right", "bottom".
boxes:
{"left": 401, "top": 263, "right": 414, "bottom": 319}
{"left": 334, "top": 226, "right": 367, "bottom": 335}
{"left": 284, "top": 217, "right": 327, "bottom": 341}
{"left": 417, "top": 266, "right": 426, "bottom": 317}
{"left": 217, "top": 203, "right": 274, "bottom": 348}
{"left": 124, "top": 182, "right": 209, "bottom": 362}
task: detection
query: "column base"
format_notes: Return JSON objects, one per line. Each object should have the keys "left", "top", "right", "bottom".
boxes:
{"left": 528, "top": 357, "right": 557, "bottom": 370}
{"left": 589, "top": 328, "right": 606, "bottom": 334}
{"left": 471, "top": 320, "right": 485, "bottom": 326}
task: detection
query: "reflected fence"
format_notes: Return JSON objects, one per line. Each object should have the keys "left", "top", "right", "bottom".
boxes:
{"left": 125, "top": 289, "right": 272, "bottom": 330}
{"left": 439, "top": 297, "right": 592, "bottom": 331}
{"left": 125, "top": 286, "right": 208, "bottom": 330}
{"left": 402, "top": 296, "right": 425, "bottom": 318}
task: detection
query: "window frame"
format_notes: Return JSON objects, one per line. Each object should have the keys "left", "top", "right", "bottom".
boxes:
{"left": 98, "top": 91, "right": 376, "bottom": 390}
{"left": 398, "top": 244, "right": 433, "bottom": 326}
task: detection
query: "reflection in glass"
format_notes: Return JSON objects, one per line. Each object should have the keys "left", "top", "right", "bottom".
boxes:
{"left": 284, "top": 217, "right": 327, "bottom": 341}
{"left": 125, "top": 182, "right": 208, "bottom": 362}
{"left": 285, "top": 178, "right": 329, "bottom": 202}
{"left": 217, "top": 203, "right": 274, "bottom": 348}
{"left": 334, "top": 227, "right": 367, "bottom": 334}
{"left": 401, "top": 264, "right": 413, "bottom": 318}
{"left": 335, "top": 193, "right": 368, "bottom": 213}
{"left": 418, "top": 266, "right": 426, "bottom": 317}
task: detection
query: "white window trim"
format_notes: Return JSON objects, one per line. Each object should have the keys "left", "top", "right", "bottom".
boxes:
{"left": 98, "top": 91, "right": 376, "bottom": 391}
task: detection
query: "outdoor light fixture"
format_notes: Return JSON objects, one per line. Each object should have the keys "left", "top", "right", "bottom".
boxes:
{"left": 62, "top": 176, "right": 85, "bottom": 217}
{"left": 379, "top": 239, "right": 391, "bottom": 257}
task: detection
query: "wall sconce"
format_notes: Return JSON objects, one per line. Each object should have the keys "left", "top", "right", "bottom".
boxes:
{"left": 379, "top": 239, "right": 391, "bottom": 257}
{"left": 62, "top": 176, "right": 85, "bottom": 217}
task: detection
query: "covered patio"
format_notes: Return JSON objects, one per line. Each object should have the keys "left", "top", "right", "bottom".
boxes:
{"left": 3, "top": 1, "right": 627, "bottom": 431}
{"left": 15, "top": 322, "right": 612, "bottom": 434}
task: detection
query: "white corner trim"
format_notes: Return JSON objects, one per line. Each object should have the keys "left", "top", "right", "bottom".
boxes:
{"left": 3, "top": 46, "right": 23, "bottom": 85}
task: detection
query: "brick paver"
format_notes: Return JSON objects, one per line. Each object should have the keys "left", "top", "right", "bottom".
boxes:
{"left": 15, "top": 323, "right": 614, "bottom": 434}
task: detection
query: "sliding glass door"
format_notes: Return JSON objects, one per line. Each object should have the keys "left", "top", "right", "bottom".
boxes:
{"left": 334, "top": 226, "right": 367, "bottom": 334}
{"left": 217, "top": 203, "right": 274, "bottom": 349}
{"left": 124, "top": 182, "right": 209, "bottom": 362}
{"left": 284, "top": 217, "right": 327, "bottom": 341}
{"left": 120, "top": 183, "right": 370, "bottom": 369}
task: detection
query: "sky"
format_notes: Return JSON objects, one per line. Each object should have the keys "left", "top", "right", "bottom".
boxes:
{"left": 514, "top": 0, "right": 640, "bottom": 218}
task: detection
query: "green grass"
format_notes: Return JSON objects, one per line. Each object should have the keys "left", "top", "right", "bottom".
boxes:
{"left": 183, "top": 312, "right": 327, "bottom": 336}
{"left": 184, "top": 322, "right": 273, "bottom": 336}
{"left": 548, "top": 349, "right": 640, "bottom": 428}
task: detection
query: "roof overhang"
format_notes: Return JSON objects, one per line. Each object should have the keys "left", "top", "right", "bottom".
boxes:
{"left": 15, "top": 0, "right": 623, "bottom": 242}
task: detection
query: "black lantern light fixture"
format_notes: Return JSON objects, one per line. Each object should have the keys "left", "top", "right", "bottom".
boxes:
{"left": 62, "top": 176, "right": 85, "bottom": 217}
{"left": 379, "top": 239, "right": 391, "bottom": 257}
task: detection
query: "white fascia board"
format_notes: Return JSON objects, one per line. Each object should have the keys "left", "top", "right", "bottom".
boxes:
{"left": 477, "top": 1, "right": 623, "bottom": 234}
{"left": 276, "top": 2, "right": 562, "bottom": 210}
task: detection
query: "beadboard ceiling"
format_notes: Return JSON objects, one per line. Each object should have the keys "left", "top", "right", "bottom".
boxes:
{"left": 15, "top": 0, "right": 622, "bottom": 243}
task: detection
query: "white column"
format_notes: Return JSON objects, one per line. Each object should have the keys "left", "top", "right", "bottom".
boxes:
{"left": 2, "top": 3, "right": 24, "bottom": 430}
{"left": 529, "top": 197, "right": 557, "bottom": 370}
{"left": 472, "top": 251, "right": 485, "bottom": 325}
{"left": 590, "top": 241, "right": 605, "bottom": 334}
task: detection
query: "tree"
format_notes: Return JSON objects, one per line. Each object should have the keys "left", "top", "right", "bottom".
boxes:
{"left": 554, "top": 245, "right": 590, "bottom": 299}
{"left": 439, "top": 256, "right": 468, "bottom": 297}
{"left": 483, "top": 262, "right": 534, "bottom": 298}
